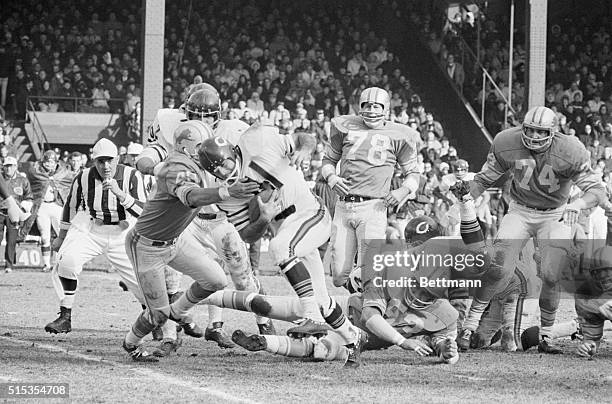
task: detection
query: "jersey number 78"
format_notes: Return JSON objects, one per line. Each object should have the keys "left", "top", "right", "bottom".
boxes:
{"left": 346, "top": 130, "right": 390, "bottom": 166}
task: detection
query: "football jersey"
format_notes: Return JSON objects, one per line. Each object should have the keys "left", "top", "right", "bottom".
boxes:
{"left": 472, "top": 128, "right": 605, "bottom": 209}
{"left": 135, "top": 152, "right": 209, "bottom": 241}
{"left": 325, "top": 115, "right": 420, "bottom": 198}
{"left": 217, "top": 124, "right": 318, "bottom": 231}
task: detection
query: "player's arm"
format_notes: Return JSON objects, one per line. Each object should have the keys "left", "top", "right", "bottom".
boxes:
{"left": 20, "top": 178, "right": 34, "bottom": 213}
{"left": 288, "top": 131, "right": 317, "bottom": 167}
{"left": 135, "top": 143, "right": 168, "bottom": 176}
{"left": 470, "top": 143, "right": 507, "bottom": 200}
{"left": 321, "top": 120, "right": 350, "bottom": 195}
{"left": 238, "top": 191, "right": 282, "bottom": 243}
{"left": 563, "top": 151, "right": 607, "bottom": 224}
{"left": 386, "top": 135, "right": 422, "bottom": 207}
{"left": 166, "top": 164, "right": 258, "bottom": 208}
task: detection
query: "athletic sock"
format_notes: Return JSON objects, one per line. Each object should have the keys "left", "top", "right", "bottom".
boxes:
{"left": 59, "top": 276, "right": 77, "bottom": 308}
{"left": 321, "top": 297, "right": 356, "bottom": 344}
{"left": 280, "top": 258, "right": 323, "bottom": 321}
{"left": 462, "top": 298, "right": 489, "bottom": 332}
{"left": 263, "top": 335, "right": 313, "bottom": 357}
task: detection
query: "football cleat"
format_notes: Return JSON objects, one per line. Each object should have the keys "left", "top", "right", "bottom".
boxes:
{"left": 470, "top": 331, "right": 490, "bottom": 349}
{"left": 152, "top": 338, "right": 182, "bottom": 358}
{"left": 344, "top": 328, "right": 368, "bottom": 368}
{"left": 205, "top": 322, "right": 236, "bottom": 348}
{"left": 537, "top": 335, "right": 563, "bottom": 354}
{"left": 4, "top": 267, "right": 12, "bottom": 273}
{"left": 286, "top": 319, "right": 331, "bottom": 339}
{"left": 123, "top": 340, "right": 159, "bottom": 362}
{"left": 500, "top": 326, "right": 517, "bottom": 352}
{"left": 44, "top": 307, "right": 72, "bottom": 334}
{"left": 231, "top": 329, "right": 267, "bottom": 352}
{"left": 41, "top": 265, "right": 52, "bottom": 273}
{"left": 168, "top": 313, "right": 204, "bottom": 338}
{"left": 257, "top": 319, "right": 276, "bottom": 336}
{"left": 456, "top": 328, "right": 472, "bottom": 352}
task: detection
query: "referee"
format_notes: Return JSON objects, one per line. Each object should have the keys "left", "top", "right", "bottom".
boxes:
{"left": 45, "top": 138, "right": 148, "bottom": 334}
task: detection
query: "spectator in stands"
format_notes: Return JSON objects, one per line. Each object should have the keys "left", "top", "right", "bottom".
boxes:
{"left": 0, "top": 44, "right": 12, "bottom": 108}
{"left": 310, "top": 109, "right": 330, "bottom": 144}
{"left": 420, "top": 112, "right": 445, "bottom": 138}
{"left": 91, "top": 83, "right": 110, "bottom": 113}
{"left": 445, "top": 54, "right": 465, "bottom": 90}
{"left": 68, "top": 152, "right": 82, "bottom": 174}
{"left": 269, "top": 102, "right": 291, "bottom": 127}
{"left": 1, "top": 156, "right": 33, "bottom": 273}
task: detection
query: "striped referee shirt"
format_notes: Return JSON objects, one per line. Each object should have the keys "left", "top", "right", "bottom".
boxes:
{"left": 61, "top": 164, "right": 147, "bottom": 226}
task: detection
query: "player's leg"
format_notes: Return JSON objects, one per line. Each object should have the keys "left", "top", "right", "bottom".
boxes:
{"left": 122, "top": 230, "right": 172, "bottom": 361}
{"left": 207, "top": 217, "right": 274, "bottom": 334}
{"left": 535, "top": 219, "right": 574, "bottom": 353}
{"left": 179, "top": 221, "right": 234, "bottom": 347}
{"left": 36, "top": 202, "right": 53, "bottom": 270}
{"left": 471, "top": 300, "right": 502, "bottom": 349}
{"left": 460, "top": 201, "right": 532, "bottom": 348}
{"left": 268, "top": 207, "right": 329, "bottom": 330}
{"left": 326, "top": 201, "right": 358, "bottom": 288}
{"left": 45, "top": 226, "right": 104, "bottom": 334}
{"left": 166, "top": 235, "right": 229, "bottom": 339}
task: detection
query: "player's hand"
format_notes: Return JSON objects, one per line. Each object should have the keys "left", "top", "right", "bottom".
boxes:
{"left": 577, "top": 341, "right": 597, "bottom": 358}
{"left": 399, "top": 338, "right": 433, "bottom": 356}
{"left": 561, "top": 203, "right": 580, "bottom": 226}
{"left": 228, "top": 178, "right": 260, "bottom": 198}
{"left": 438, "top": 337, "right": 459, "bottom": 363}
{"left": 290, "top": 148, "right": 311, "bottom": 168}
{"left": 52, "top": 236, "right": 65, "bottom": 252}
{"left": 327, "top": 175, "right": 351, "bottom": 197}
{"left": 257, "top": 190, "right": 282, "bottom": 222}
{"left": 383, "top": 189, "right": 405, "bottom": 208}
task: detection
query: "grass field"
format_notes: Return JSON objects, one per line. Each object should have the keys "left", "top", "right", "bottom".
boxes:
{"left": 1, "top": 260, "right": 611, "bottom": 404}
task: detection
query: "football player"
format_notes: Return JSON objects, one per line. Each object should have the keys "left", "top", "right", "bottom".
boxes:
{"left": 137, "top": 86, "right": 274, "bottom": 354}
{"left": 204, "top": 216, "right": 461, "bottom": 366}
{"left": 198, "top": 125, "right": 363, "bottom": 365}
{"left": 319, "top": 87, "right": 421, "bottom": 290}
{"left": 122, "top": 120, "right": 260, "bottom": 362}
{"left": 460, "top": 106, "right": 607, "bottom": 354}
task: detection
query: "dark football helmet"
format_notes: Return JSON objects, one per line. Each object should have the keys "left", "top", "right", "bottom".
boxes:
{"left": 185, "top": 88, "right": 222, "bottom": 128}
{"left": 198, "top": 136, "right": 240, "bottom": 184}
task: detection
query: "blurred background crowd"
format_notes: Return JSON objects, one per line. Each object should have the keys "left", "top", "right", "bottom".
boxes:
{"left": 0, "top": 0, "right": 610, "bottom": 241}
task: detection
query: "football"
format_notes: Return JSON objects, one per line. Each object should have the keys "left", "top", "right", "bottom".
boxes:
{"left": 248, "top": 185, "right": 275, "bottom": 222}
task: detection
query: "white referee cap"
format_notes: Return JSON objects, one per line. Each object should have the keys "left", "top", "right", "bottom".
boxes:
{"left": 127, "top": 142, "right": 143, "bottom": 155}
{"left": 92, "top": 138, "right": 118, "bottom": 160}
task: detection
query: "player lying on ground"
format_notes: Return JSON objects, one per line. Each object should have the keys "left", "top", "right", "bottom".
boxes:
{"left": 203, "top": 214, "right": 470, "bottom": 366}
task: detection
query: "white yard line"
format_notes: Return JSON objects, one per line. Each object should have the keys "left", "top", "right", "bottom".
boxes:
{"left": 0, "top": 335, "right": 261, "bottom": 404}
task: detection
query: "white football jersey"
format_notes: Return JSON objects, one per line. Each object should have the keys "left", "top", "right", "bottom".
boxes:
{"left": 217, "top": 124, "right": 318, "bottom": 230}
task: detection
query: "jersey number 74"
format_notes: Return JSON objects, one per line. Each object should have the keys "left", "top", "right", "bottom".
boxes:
{"left": 515, "top": 159, "right": 560, "bottom": 192}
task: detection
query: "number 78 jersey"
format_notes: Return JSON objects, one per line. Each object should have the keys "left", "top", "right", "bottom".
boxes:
{"left": 473, "top": 127, "right": 602, "bottom": 209}
{"left": 326, "top": 115, "right": 421, "bottom": 198}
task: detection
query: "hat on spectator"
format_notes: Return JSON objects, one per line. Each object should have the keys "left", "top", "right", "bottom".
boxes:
{"left": 3, "top": 156, "right": 18, "bottom": 166}
{"left": 127, "top": 143, "right": 143, "bottom": 155}
{"left": 439, "top": 162, "right": 449, "bottom": 171}
{"left": 92, "top": 138, "right": 118, "bottom": 160}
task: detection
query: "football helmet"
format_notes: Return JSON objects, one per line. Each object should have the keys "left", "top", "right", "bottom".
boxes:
{"left": 173, "top": 120, "right": 214, "bottom": 165}
{"left": 522, "top": 106, "right": 557, "bottom": 152}
{"left": 359, "top": 87, "right": 390, "bottom": 129}
{"left": 185, "top": 88, "right": 222, "bottom": 128}
{"left": 453, "top": 159, "right": 469, "bottom": 179}
{"left": 198, "top": 136, "right": 240, "bottom": 184}
{"left": 404, "top": 215, "right": 441, "bottom": 246}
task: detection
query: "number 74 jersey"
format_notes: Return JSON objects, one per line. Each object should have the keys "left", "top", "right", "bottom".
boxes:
{"left": 473, "top": 127, "right": 602, "bottom": 209}
{"left": 326, "top": 115, "right": 421, "bottom": 198}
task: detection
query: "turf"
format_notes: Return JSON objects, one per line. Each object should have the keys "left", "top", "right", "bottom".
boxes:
{"left": 0, "top": 266, "right": 611, "bottom": 403}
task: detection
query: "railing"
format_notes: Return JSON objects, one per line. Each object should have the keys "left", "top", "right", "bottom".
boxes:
{"left": 27, "top": 95, "right": 129, "bottom": 114}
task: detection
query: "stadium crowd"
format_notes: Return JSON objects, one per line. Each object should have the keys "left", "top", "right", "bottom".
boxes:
{"left": 1, "top": 0, "right": 610, "bottom": 241}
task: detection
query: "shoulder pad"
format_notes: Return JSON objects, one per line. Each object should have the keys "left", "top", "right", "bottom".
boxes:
{"left": 331, "top": 115, "right": 366, "bottom": 132}
{"left": 492, "top": 127, "right": 523, "bottom": 151}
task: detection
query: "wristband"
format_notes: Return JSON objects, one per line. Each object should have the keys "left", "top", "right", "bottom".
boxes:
{"left": 394, "top": 335, "right": 406, "bottom": 346}
{"left": 218, "top": 186, "right": 230, "bottom": 200}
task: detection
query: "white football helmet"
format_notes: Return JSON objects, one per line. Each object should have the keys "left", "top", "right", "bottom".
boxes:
{"left": 173, "top": 120, "right": 214, "bottom": 165}
{"left": 522, "top": 106, "right": 557, "bottom": 152}
{"left": 359, "top": 87, "right": 390, "bottom": 129}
